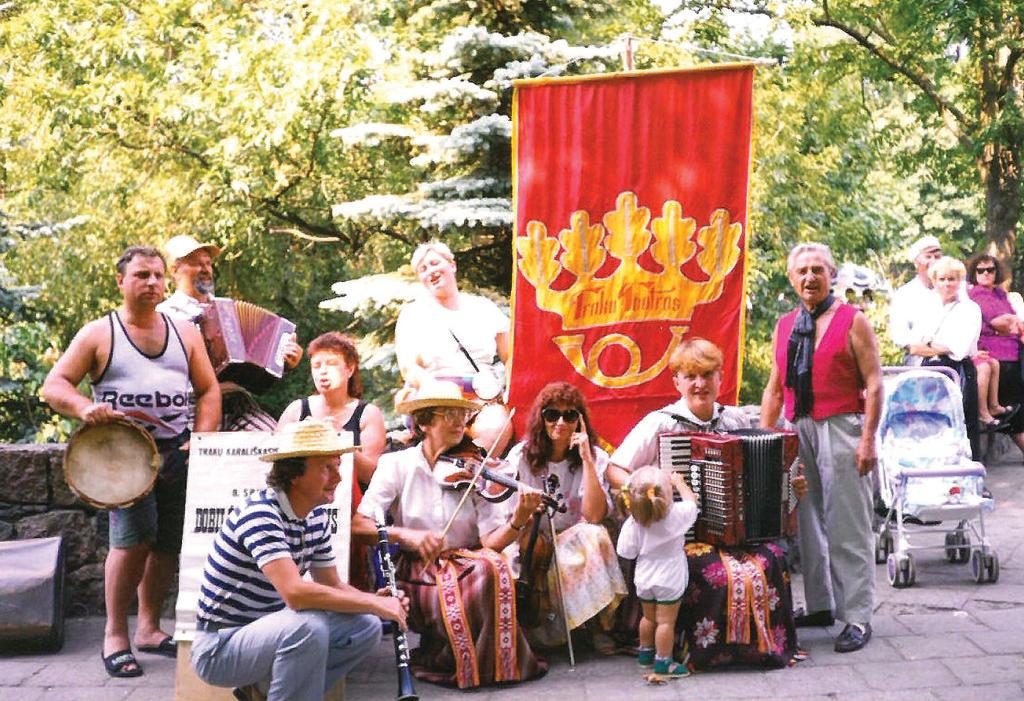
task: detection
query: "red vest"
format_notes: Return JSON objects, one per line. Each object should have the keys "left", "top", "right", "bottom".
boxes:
{"left": 775, "top": 303, "right": 865, "bottom": 422}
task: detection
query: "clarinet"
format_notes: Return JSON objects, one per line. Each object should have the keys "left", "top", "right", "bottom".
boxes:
{"left": 374, "top": 508, "right": 418, "bottom": 701}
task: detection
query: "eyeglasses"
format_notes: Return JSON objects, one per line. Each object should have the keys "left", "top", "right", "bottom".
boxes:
{"left": 976, "top": 266, "right": 996, "bottom": 274}
{"left": 541, "top": 407, "right": 580, "bottom": 423}
{"left": 432, "top": 407, "right": 473, "bottom": 425}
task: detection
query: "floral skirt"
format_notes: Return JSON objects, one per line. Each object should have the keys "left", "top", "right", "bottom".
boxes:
{"left": 525, "top": 522, "right": 627, "bottom": 647}
{"left": 612, "top": 541, "right": 800, "bottom": 669}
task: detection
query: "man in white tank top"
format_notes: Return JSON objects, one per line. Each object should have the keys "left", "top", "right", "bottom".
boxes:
{"left": 43, "top": 246, "right": 221, "bottom": 678}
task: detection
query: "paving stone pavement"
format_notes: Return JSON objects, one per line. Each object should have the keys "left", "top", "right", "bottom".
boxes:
{"left": 3, "top": 459, "right": 1023, "bottom": 700}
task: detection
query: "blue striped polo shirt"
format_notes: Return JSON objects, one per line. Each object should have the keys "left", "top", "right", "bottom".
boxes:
{"left": 197, "top": 488, "right": 335, "bottom": 627}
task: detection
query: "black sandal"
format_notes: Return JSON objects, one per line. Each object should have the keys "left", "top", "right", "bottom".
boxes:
{"left": 102, "top": 649, "right": 143, "bottom": 678}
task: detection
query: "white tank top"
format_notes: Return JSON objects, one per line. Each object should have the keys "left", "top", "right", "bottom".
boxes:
{"left": 92, "top": 311, "right": 190, "bottom": 439}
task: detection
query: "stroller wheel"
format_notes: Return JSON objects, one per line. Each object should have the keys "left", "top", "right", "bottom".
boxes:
{"left": 944, "top": 529, "right": 970, "bottom": 564}
{"left": 970, "top": 550, "right": 985, "bottom": 583}
{"left": 875, "top": 531, "right": 893, "bottom": 565}
{"left": 987, "top": 553, "right": 1000, "bottom": 583}
{"left": 973, "top": 550, "right": 1000, "bottom": 583}
{"left": 887, "top": 553, "right": 915, "bottom": 588}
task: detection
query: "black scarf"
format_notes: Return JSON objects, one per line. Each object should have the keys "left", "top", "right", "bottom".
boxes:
{"left": 785, "top": 294, "right": 834, "bottom": 417}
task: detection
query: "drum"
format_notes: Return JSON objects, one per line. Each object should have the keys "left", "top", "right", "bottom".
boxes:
{"left": 63, "top": 418, "right": 161, "bottom": 509}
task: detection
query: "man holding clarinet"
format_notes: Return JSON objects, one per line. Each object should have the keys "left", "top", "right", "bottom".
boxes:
{"left": 190, "top": 419, "right": 408, "bottom": 701}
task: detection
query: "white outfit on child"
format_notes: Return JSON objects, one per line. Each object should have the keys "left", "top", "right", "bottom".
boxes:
{"left": 616, "top": 501, "right": 697, "bottom": 603}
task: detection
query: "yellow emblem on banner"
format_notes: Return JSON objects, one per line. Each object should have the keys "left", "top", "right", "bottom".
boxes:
{"left": 517, "top": 192, "right": 742, "bottom": 388}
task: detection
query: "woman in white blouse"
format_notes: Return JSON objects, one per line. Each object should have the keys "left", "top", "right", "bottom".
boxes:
{"left": 503, "top": 382, "right": 626, "bottom": 651}
{"left": 352, "top": 380, "right": 546, "bottom": 689}
{"left": 907, "top": 256, "right": 982, "bottom": 457}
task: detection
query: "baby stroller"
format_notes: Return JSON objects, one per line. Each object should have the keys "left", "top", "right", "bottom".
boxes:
{"left": 874, "top": 367, "right": 998, "bottom": 587}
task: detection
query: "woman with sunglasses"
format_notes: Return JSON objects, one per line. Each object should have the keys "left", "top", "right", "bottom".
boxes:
{"left": 501, "top": 382, "right": 626, "bottom": 652}
{"left": 967, "top": 254, "right": 1024, "bottom": 456}
{"left": 606, "top": 338, "right": 803, "bottom": 670}
{"left": 352, "top": 380, "right": 547, "bottom": 689}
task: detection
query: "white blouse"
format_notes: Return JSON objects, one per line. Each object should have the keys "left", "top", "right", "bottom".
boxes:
{"left": 357, "top": 444, "right": 508, "bottom": 551}
{"left": 502, "top": 442, "right": 614, "bottom": 533}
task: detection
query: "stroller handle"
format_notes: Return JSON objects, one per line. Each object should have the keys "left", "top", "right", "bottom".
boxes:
{"left": 894, "top": 465, "right": 986, "bottom": 481}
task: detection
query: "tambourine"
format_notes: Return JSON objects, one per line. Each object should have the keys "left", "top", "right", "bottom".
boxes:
{"left": 63, "top": 418, "right": 161, "bottom": 510}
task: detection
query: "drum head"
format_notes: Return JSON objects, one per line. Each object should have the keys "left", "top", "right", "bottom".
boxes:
{"left": 64, "top": 419, "right": 160, "bottom": 510}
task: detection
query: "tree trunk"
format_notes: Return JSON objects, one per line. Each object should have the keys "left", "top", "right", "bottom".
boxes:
{"left": 981, "top": 144, "right": 1021, "bottom": 275}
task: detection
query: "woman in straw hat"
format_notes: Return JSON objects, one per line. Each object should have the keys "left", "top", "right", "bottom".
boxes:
{"left": 393, "top": 240, "right": 513, "bottom": 454}
{"left": 501, "top": 381, "right": 625, "bottom": 652}
{"left": 352, "top": 380, "right": 548, "bottom": 689}
{"left": 279, "top": 332, "right": 386, "bottom": 589}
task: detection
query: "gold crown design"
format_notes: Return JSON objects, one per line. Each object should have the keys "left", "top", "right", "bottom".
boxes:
{"left": 516, "top": 192, "right": 743, "bottom": 388}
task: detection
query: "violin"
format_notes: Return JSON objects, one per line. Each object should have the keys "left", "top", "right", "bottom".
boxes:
{"left": 435, "top": 449, "right": 565, "bottom": 513}
{"left": 515, "top": 473, "right": 560, "bottom": 628}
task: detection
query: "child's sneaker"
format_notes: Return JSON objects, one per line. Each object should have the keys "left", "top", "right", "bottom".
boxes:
{"left": 653, "top": 657, "right": 689, "bottom": 677}
{"left": 637, "top": 647, "right": 655, "bottom": 667}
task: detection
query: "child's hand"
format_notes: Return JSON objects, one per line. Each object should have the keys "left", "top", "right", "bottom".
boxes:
{"left": 670, "top": 472, "right": 696, "bottom": 503}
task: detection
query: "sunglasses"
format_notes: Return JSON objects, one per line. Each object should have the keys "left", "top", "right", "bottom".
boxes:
{"left": 541, "top": 407, "right": 580, "bottom": 423}
{"left": 976, "top": 266, "right": 996, "bottom": 274}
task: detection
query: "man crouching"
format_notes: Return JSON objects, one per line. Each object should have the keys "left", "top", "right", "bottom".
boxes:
{"left": 191, "top": 419, "right": 407, "bottom": 701}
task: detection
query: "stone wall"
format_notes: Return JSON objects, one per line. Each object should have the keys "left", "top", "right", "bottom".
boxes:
{"left": 0, "top": 443, "right": 174, "bottom": 618}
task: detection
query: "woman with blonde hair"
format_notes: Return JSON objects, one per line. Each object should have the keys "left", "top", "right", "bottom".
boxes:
{"left": 394, "top": 240, "right": 513, "bottom": 453}
{"left": 907, "top": 256, "right": 982, "bottom": 457}
{"left": 616, "top": 466, "right": 696, "bottom": 677}
{"left": 607, "top": 337, "right": 804, "bottom": 670}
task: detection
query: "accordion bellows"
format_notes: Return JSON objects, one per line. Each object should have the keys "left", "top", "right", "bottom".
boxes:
{"left": 659, "top": 428, "right": 800, "bottom": 547}
{"left": 199, "top": 298, "right": 296, "bottom": 393}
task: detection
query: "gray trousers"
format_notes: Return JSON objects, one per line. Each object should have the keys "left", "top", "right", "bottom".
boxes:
{"left": 191, "top": 608, "right": 381, "bottom": 701}
{"left": 795, "top": 413, "right": 875, "bottom": 625}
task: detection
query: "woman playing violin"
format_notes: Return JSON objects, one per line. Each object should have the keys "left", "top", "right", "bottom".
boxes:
{"left": 352, "top": 380, "right": 547, "bottom": 689}
{"left": 502, "top": 382, "right": 626, "bottom": 651}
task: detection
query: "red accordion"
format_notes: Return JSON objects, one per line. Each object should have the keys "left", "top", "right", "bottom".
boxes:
{"left": 658, "top": 428, "right": 800, "bottom": 547}
{"left": 199, "top": 298, "right": 296, "bottom": 394}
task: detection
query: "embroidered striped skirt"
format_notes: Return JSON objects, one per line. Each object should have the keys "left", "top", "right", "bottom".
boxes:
{"left": 398, "top": 548, "right": 548, "bottom": 689}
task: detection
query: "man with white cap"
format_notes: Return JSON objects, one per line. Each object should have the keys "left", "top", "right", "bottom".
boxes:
{"left": 157, "top": 234, "right": 302, "bottom": 369}
{"left": 191, "top": 419, "right": 408, "bottom": 701}
{"left": 889, "top": 235, "right": 966, "bottom": 357}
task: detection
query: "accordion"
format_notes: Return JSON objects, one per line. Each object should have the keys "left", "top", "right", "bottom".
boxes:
{"left": 199, "top": 298, "right": 296, "bottom": 394}
{"left": 658, "top": 428, "right": 800, "bottom": 547}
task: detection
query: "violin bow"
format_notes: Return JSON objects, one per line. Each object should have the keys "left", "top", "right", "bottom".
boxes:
{"left": 439, "top": 408, "right": 516, "bottom": 542}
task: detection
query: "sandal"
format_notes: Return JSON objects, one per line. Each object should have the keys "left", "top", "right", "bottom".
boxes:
{"left": 653, "top": 658, "right": 690, "bottom": 677}
{"left": 137, "top": 635, "right": 177, "bottom": 658}
{"left": 102, "top": 649, "right": 143, "bottom": 678}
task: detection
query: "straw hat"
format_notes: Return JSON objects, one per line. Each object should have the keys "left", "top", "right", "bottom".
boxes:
{"left": 394, "top": 379, "right": 481, "bottom": 415}
{"left": 165, "top": 234, "right": 223, "bottom": 261}
{"left": 260, "top": 418, "right": 358, "bottom": 462}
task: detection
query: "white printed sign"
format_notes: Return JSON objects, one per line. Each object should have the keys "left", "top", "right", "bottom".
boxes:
{"left": 173, "top": 431, "right": 353, "bottom": 642}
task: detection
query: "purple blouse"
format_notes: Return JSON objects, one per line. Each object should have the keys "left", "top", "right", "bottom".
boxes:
{"left": 968, "top": 285, "right": 1021, "bottom": 361}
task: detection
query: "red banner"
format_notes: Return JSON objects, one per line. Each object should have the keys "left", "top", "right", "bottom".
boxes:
{"left": 509, "top": 65, "right": 754, "bottom": 446}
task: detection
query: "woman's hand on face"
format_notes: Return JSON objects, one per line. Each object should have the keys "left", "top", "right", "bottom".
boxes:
{"left": 569, "top": 417, "right": 592, "bottom": 461}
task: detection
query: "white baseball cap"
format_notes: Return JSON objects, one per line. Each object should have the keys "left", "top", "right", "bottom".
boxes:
{"left": 906, "top": 235, "right": 941, "bottom": 262}
{"left": 165, "top": 234, "right": 222, "bottom": 261}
